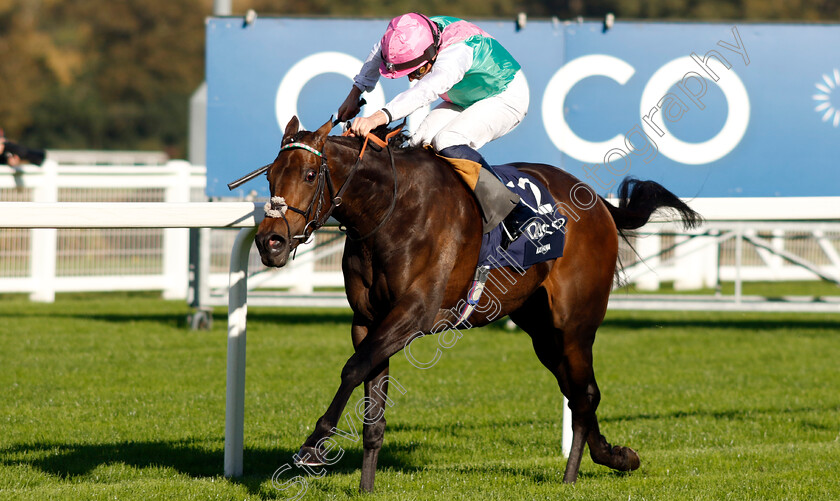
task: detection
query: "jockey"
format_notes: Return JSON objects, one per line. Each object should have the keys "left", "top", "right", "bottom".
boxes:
{"left": 338, "top": 13, "right": 535, "bottom": 249}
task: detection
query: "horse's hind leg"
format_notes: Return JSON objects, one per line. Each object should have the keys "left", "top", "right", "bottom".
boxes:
{"left": 511, "top": 299, "right": 639, "bottom": 483}
{"left": 519, "top": 323, "right": 588, "bottom": 482}
{"left": 560, "top": 325, "right": 640, "bottom": 480}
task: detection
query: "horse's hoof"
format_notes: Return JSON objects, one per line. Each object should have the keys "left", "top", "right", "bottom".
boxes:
{"left": 612, "top": 446, "right": 641, "bottom": 471}
{"left": 295, "top": 445, "right": 327, "bottom": 467}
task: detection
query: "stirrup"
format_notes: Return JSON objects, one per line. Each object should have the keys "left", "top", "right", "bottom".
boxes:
{"left": 500, "top": 202, "right": 534, "bottom": 250}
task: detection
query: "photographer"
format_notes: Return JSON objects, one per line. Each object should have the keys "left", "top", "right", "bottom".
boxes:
{"left": 0, "top": 131, "right": 45, "bottom": 166}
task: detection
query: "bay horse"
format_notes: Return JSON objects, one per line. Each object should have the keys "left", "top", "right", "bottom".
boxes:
{"left": 253, "top": 116, "right": 701, "bottom": 492}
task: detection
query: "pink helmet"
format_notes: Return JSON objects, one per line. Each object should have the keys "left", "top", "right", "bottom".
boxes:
{"left": 379, "top": 13, "right": 440, "bottom": 79}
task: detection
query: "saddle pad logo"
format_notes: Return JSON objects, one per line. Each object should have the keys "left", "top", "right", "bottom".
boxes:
{"left": 478, "top": 166, "right": 568, "bottom": 270}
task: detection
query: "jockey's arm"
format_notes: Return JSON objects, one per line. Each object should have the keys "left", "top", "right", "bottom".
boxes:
{"left": 381, "top": 43, "right": 472, "bottom": 121}
{"left": 338, "top": 86, "right": 364, "bottom": 122}
{"left": 348, "top": 42, "right": 472, "bottom": 137}
{"left": 355, "top": 41, "right": 384, "bottom": 92}
{"left": 340, "top": 42, "right": 384, "bottom": 121}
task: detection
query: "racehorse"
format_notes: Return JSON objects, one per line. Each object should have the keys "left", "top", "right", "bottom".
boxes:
{"left": 252, "top": 116, "right": 701, "bottom": 492}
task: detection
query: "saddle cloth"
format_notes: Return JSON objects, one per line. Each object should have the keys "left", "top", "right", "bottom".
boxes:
{"left": 477, "top": 165, "right": 568, "bottom": 270}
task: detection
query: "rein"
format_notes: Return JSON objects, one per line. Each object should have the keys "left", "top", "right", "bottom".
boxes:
{"left": 264, "top": 126, "right": 402, "bottom": 244}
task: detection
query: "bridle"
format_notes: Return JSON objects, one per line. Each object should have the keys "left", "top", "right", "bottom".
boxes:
{"left": 265, "top": 126, "right": 402, "bottom": 245}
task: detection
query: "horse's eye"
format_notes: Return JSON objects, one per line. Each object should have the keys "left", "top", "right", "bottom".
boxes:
{"left": 305, "top": 169, "right": 317, "bottom": 183}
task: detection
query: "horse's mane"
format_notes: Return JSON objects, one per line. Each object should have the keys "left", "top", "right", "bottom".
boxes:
{"left": 373, "top": 124, "right": 417, "bottom": 152}
{"left": 328, "top": 123, "right": 425, "bottom": 155}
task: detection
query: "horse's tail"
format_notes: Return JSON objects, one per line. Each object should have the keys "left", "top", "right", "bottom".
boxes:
{"left": 601, "top": 177, "right": 703, "bottom": 231}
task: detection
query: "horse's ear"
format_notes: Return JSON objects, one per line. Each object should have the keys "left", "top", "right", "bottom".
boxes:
{"left": 283, "top": 116, "right": 300, "bottom": 143}
{"left": 312, "top": 118, "right": 333, "bottom": 148}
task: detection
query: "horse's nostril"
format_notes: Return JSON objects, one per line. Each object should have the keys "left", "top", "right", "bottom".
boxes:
{"left": 268, "top": 234, "right": 284, "bottom": 249}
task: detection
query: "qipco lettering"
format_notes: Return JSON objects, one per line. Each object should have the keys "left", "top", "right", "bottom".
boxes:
{"left": 275, "top": 27, "right": 750, "bottom": 171}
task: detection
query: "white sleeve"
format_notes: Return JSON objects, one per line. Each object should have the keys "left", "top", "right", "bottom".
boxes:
{"left": 354, "top": 41, "right": 383, "bottom": 93}
{"left": 382, "top": 43, "right": 474, "bottom": 122}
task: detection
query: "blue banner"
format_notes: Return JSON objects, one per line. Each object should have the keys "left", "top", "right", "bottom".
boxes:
{"left": 207, "top": 18, "right": 840, "bottom": 198}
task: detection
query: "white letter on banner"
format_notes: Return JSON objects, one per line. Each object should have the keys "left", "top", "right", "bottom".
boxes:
{"left": 640, "top": 56, "right": 749, "bottom": 165}
{"left": 275, "top": 52, "right": 387, "bottom": 132}
{"left": 542, "top": 55, "right": 636, "bottom": 163}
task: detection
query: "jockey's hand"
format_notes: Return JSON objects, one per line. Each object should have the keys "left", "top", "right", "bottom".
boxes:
{"left": 5, "top": 154, "right": 20, "bottom": 167}
{"left": 349, "top": 111, "right": 389, "bottom": 138}
{"left": 337, "top": 86, "right": 363, "bottom": 122}
{"left": 0, "top": 138, "right": 17, "bottom": 166}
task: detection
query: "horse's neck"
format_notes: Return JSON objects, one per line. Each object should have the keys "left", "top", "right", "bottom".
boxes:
{"left": 325, "top": 137, "right": 477, "bottom": 243}
{"left": 324, "top": 137, "right": 398, "bottom": 236}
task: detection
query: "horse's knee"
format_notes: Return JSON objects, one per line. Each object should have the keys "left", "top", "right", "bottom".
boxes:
{"left": 340, "top": 355, "right": 371, "bottom": 385}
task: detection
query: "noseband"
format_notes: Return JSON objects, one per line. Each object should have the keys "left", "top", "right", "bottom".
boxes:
{"left": 265, "top": 128, "right": 401, "bottom": 245}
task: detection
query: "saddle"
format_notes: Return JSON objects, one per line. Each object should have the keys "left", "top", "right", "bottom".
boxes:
{"left": 434, "top": 152, "right": 568, "bottom": 271}
{"left": 439, "top": 158, "right": 569, "bottom": 328}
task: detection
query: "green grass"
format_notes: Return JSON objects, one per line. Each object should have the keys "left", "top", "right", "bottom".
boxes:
{"left": 1, "top": 294, "right": 838, "bottom": 500}
{"left": 615, "top": 280, "right": 840, "bottom": 297}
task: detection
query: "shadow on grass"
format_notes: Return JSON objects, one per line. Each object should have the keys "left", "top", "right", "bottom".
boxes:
{"left": 247, "top": 309, "right": 840, "bottom": 334}
{"left": 242, "top": 309, "right": 355, "bottom": 327}
{"left": 602, "top": 315, "right": 840, "bottom": 332}
{"left": 0, "top": 309, "right": 358, "bottom": 332}
{"left": 0, "top": 439, "right": 427, "bottom": 499}
{"left": 0, "top": 312, "right": 191, "bottom": 329}
{"left": 600, "top": 403, "right": 840, "bottom": 425}
{"left": 2, "top": 428, "right": 659, "bottom": 497}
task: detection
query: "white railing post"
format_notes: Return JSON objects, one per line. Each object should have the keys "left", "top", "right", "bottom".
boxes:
{"left": 769, "top": 228, "right": 785, "bottom": 274}
{"left": 29, "top": 160, "right": 58, "bottom": 302}
{"left": 162, "top": 161, "right": 193, "bottom": 299}
{"left": 673, "top": 229, "right": 716, "bottom": 291}
{"left": 224, "top": 226, "right": 258, "bottom": 478}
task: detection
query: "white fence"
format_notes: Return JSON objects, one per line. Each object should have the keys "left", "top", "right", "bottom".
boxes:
{"left": 0, "top": 160, "right": 205, "bottom": 301}
{"left": 201, "top": 197, "right": 840, "bottom": 312}
{"left": 617, "top": 198, "right": 840, "bottom": 291}
{"left": 2, "top": 162, "right": 839, "bottom": 308}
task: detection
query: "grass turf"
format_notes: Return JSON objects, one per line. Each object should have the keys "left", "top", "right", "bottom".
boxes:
{"left": 0, "top": 293, "right": 838, "bottom": 500}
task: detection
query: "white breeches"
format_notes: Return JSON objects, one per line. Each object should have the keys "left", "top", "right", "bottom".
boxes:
{"left": 409, "top": 70, "right": 530, "bottom": 151}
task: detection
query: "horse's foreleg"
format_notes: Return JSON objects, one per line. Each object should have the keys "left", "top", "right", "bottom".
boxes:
{"left": 346, "top": 319, "right": 392, "bottom": 492}
{"left": 296, "top": 348, "right": 375, "bottom": 464}
{"left": 297, "top": 290, "right": 437, "bottom": 468}
{"left": 359, "top": 361, "right": 390, "bottom": 493}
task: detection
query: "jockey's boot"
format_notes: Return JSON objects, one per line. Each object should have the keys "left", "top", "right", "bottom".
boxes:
{"left": 499, "top": 201, "right": 535, "bottom": 250}
{"left": 439, "top": 145, "right": 517, "bottom": 232}
{"left": 438, "top": 145, "right": 533, "bottom": 248}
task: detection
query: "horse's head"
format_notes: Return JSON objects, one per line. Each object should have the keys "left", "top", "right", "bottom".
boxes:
{"left": 255, "top": 116, "right": 333, "bottom": 267}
